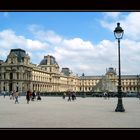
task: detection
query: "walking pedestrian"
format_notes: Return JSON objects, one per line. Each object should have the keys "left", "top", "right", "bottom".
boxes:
{"left": 12, "top": 90, "right": 16, "bottom": 100}
{"left": 14, "top": 91, "right": 19, "bottom": 104}
{"left": 62, "top": 92, "right": 66, "bottom": 99}
{"left": 73, "top": 92, "right": 76, "bottom": 100}
{"left": 10, "top": 91, "right": 13, "bottom": 100}
{"left": 32, "top": 90, "right": 36, "bottom": 101}
{"left": 26, "top": 90, "right": 31, "bottom": 104}
{"left": 67, "top": 91, "right": 71, "bottom": 101}
{"left": 72, "top": 92, "right": 75, "bottom": 101}
{"left": 3, "top": 91, "right": 6, "bottom": 98}
{"left": 37, "top": 92, "right": 41, "bottom": 101}
{"left": 103, "top": 92, "right": 107, "bottom": 99}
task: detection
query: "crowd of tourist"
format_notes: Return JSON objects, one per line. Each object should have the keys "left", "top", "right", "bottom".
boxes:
{"left": 0, "top": 90, "right": 78, "bottom": 104}
{"left": 1, "top": 90, "right": 140, "bottom": 104}
{"left": 63, "top": 91, "right": 77, "bottom": 101}
{"left": 1, "top": 90, "right": 42, "bottom": 104}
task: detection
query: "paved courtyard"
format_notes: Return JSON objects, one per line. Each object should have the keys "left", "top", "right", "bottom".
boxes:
{"left": 0, "top": 96, "right": 140, "bottom": 128}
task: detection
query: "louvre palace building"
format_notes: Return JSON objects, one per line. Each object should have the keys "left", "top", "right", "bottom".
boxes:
{"left": 0, "top": 48, "right": 139, "bottom": 94}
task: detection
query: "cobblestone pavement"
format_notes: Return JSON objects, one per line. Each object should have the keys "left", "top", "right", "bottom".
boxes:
{"left": 0, "top": 96, "right": 140, "bottom": 128}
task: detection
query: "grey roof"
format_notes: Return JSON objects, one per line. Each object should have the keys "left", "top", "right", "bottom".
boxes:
{"left": 106, "top": 67, "right": 116, "bottom": 75}
{"left": 61, "top": 68, "right": 70, "bottom": 76}
{"left": 121, "top": 75, "right": 138, "bottom": 79}
{"left": 79, "top": 75, "right": 138, "bottom": 80}
{"left": 6, "top": 48, "right": 27, "bottom": 63}
{"left": 79, "top": 76, "right": 102, "bottom": 79}
{"left": 40, "top": 56, "right": 58, "bottom": 65}
{"left": 40, "top": 58, "right": 48, "bottom": 65}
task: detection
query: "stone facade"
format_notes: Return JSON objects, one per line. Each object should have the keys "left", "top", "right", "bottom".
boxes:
{"left": 0, "top": 49, "right": 139, "bottom": 94}
{"left": 80, "top": 68, "right": 139, "bottom": 93}
{"left": 0, "top": 49, "right": 79, "bottom": 93}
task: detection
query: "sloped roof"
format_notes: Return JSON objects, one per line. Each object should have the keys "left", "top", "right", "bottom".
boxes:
{"left": 40, "top": 55, "right": 58, "bottom": 65}
{"left": 6, "top": 48, "right": 27, "bottom": 63}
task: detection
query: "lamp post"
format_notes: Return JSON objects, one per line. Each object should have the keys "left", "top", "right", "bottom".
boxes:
{"left": 114, "top": 22, "right": 125, "bottom": 112}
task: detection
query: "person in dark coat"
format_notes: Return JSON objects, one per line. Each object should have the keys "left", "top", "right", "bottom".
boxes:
{"left": 67, "top": 91, "right": 71, "bottom": 101}
{"left": 32, "top": 90, "right": 36, "bottom": 101}
{"left": 37, "top": 92, "right": 41, "bottom": 101}
{"left": 26, "top": 90, "right": 31, "bottom": 104}
{"left": 72, "top": 92, "right": 75, "bottom": 101}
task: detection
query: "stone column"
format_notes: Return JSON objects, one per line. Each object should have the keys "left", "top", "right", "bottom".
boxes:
{"left": 5, "top": 72, "right": 8, "bottom": 80}
{"left": 30, "top": 82, "right": 33, "bottom": 91}
{"left": 0, "top": 82, "right": 4, "bottom": 92}
{"left": 2, "top": 73, "right": 4, "bottom": 79}
{"left": 13, "top": 73, "right": 16, "bottom": 80}
{"left": 5, "top": 82, "right": 9, "bottom": 92}
{"left": 19, "top": 82, "right": 23, "bottom": 92}
{"left": 13, "top": 82, "right": 16, "bottom": 91}
{"left": 19, "top": 73, "right": 22, "bottom": 80}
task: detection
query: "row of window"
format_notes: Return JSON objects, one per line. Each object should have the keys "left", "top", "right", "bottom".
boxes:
{"left": 80, "top": 81, "right": 99, "bottom": 85}
{"left": 0, "top": 73, "right": 31, "bottom": 80}
{"left": 79, "top": 86, "right": 138, "bottom": 92}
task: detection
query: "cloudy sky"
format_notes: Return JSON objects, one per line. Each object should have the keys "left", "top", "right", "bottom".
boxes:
{"left": 0, "top": 12, "right": 140, "bottom": 76}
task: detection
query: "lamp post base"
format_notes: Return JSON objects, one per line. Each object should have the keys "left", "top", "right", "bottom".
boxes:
{"left": 115, "top": 98, "right": 125, "bottom": 112}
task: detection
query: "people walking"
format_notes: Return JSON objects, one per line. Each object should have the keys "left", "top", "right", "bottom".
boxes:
{"left": 37, "top": 92, "right": 41, "bottom": 101}
{"left": 32, "top": 90, "right": 36, "bottom": 101}
{"left": 14, "top": 91, "right": 19, "bottom": 104}
{"left": 103, "top": 92, "right": 107, "bottom": 99}
{"left": 72, "top": 92, "right": 75, "bottom": 101}
{"left": 73, "top": 92, "right": 76, "bottom": 100}
{"left": 62, "top": 92, "right": 66, "bottom": 99}
{"left": 3, "top": 91, "right": 6, "bottom": 98}
{"left": 10, "top": 91, "right": 13, "bottom": 100}
{"left": 67, "top": 91, "right": 71, "bottom": 101}
{"left": 26, "top": 90, "right": 31, "bottom": 104}
{"left": 12, "top": 90, "right": 16, "bottom": 100}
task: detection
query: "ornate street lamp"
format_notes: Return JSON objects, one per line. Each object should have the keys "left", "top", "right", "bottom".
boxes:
{"left": 114, "top": 23, "right": 125, "bottom": 112}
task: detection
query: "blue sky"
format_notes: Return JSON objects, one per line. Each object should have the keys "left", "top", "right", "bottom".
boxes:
{"left": 0, "top": 12, "right": 108, "bottom": 42}
{"left": 0, "top": 12, "right": 140, "bottom": 76}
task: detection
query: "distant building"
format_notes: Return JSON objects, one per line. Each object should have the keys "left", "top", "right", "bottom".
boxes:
{"left": 0, "top": 48, "right": 139, "bottom": 94}
{"left": 79, "top": 67, "right": 139, "bottom": 93}
{"left": 0, "top": 48, "right": 79, "bottom": 93}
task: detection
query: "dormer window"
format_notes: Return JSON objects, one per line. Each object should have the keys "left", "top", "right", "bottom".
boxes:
{"left": 11, "top": 58, "right": 13, "bottom": 64}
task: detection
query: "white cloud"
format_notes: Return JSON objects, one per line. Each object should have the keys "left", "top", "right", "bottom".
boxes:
{"left": 1, "top": 14, "right": 140, "bottom": 76}
{"left": 99, "top": 12, "right": 140, "bottom": 75}
{"left": 28, "top": 24, "right": 62, "bottom": 44}
{"left": 48, "top": 36, "right": 118, "bottom": 75}
{"left": 27, "top": 23, "right": 140, "bottom": 75}
{"left": 0, "top": 29, "right": 48, "bottom": 51}
{"left": 50, "top": 36, "right": 140, "bottom": 75}
{"left": 62, "top": 38, "right": 93, "bottom": 50}
{"left": 0, "top": 29, "right": 49, "bottom": 63}
{"left": 100, "top": 12, "right": 140, "bottom": 41}
{"left": 103, "top": 12, "right": 121, "bottom": 19}
{"left": 3, "top": 12, "right": 9, "bottom": 18}
{"left": 27, "top": 39, "right": 48, "bottom": 51}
